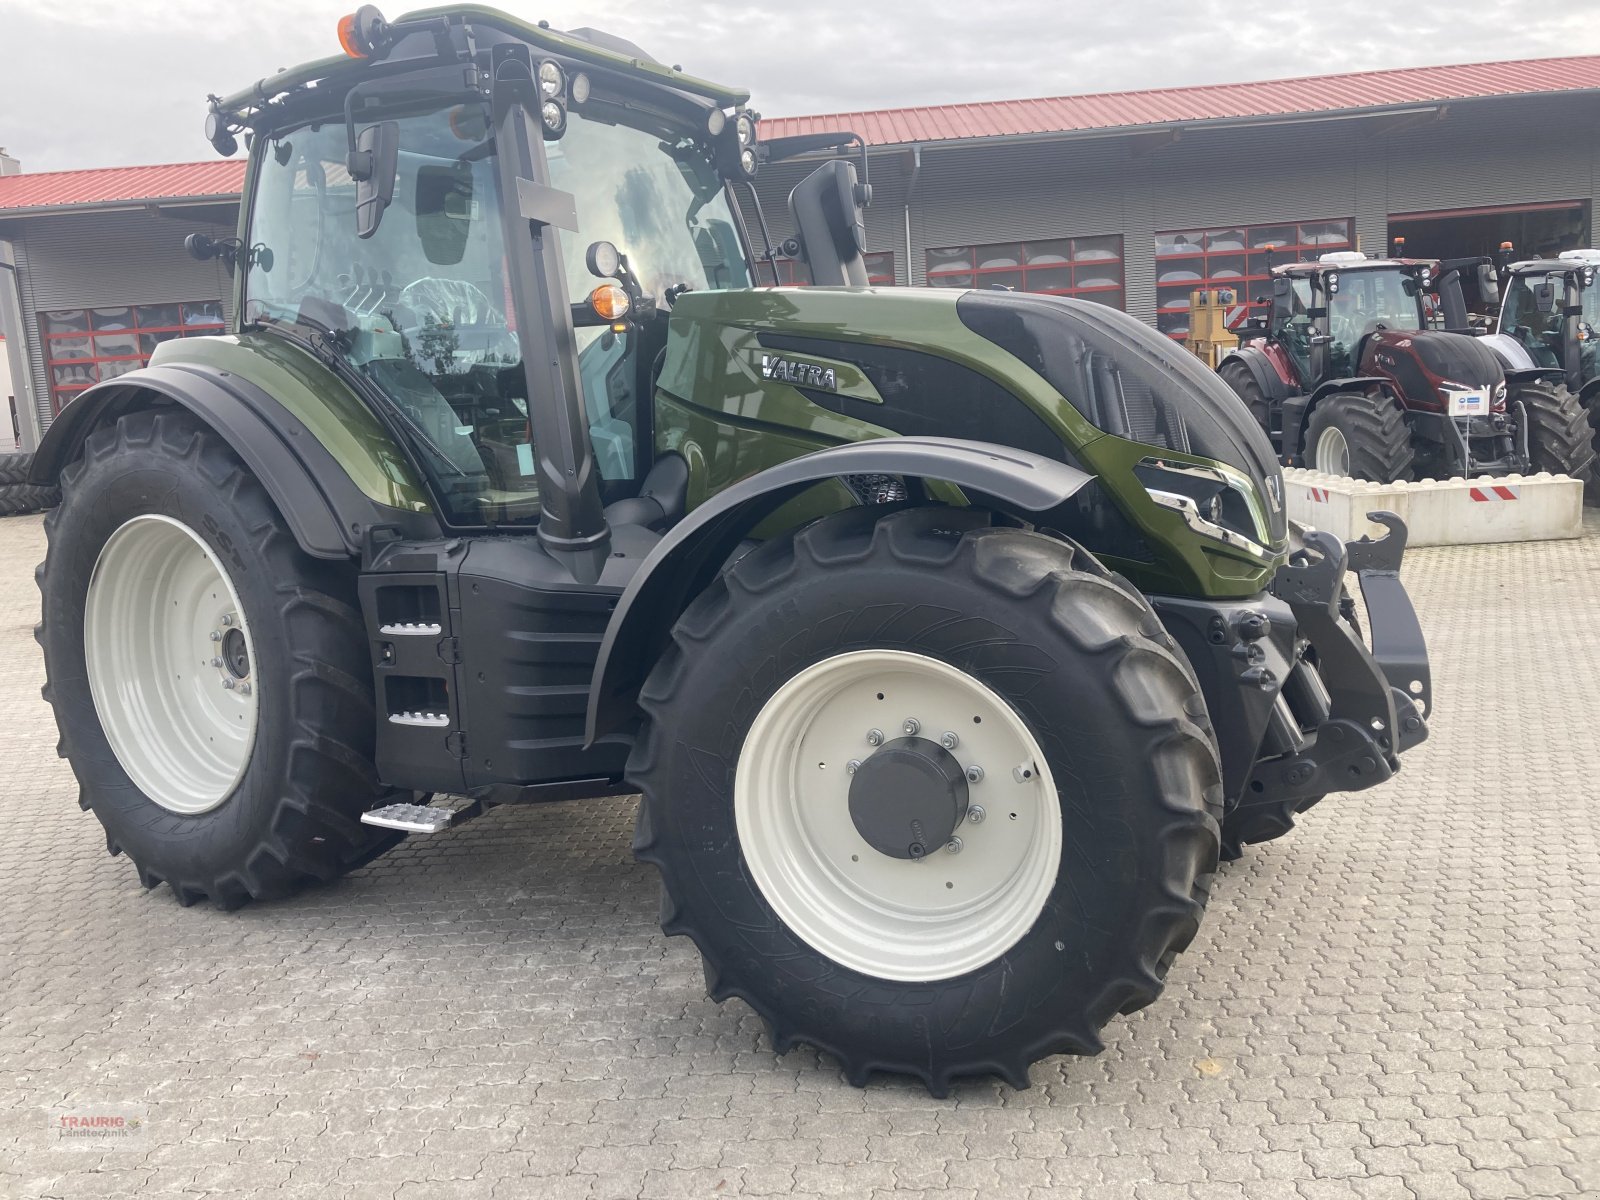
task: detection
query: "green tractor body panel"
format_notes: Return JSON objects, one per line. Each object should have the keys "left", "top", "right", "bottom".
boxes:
{"left": 148, "top": 335, "right": 432, "bottom": 513}
{"left": 654, "top": 286, "right": 1286, "bottom": 598}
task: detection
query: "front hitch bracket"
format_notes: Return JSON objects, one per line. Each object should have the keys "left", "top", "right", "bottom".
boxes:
{"left": 1246, "top": 510, "right": 1430, "bottom": 808}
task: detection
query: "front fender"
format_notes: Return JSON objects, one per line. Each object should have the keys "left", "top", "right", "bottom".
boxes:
{"left": 30, "top": 362, "right": 435, "bottom": 559}
{"left": 584, "top": 436, "right": 1095, "bottom": 743}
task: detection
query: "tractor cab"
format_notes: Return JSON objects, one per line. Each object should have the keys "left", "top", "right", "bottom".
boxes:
{"left": 1266, "top": 253, "right": 1433, "bottom": 385}
{"left": 1495, "top": 249, "right": 1600, "bottom": 391}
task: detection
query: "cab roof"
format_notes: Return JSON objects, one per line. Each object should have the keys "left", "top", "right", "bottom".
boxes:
{"left": 1507, "top": 249, "right": 1600, "bottom": 274}
{"left": 212, "top": 4, "right": 748, "bottom": 130}
{"left": 1272, "top": 256, "right": 1434, "bottom": 276}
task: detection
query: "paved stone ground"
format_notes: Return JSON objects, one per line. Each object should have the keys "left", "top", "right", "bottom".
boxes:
{"left": 0, "top": 510, "right": 1595, "bottom": 1200}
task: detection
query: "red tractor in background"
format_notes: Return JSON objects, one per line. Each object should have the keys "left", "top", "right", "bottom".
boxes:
{"left": 1213, "top": 251, "right": 1595, "bottom": 486}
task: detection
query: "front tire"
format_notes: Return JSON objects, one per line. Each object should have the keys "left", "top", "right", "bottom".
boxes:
{"left": 630, "top": 506, "right": 1222, "bottom": 1094}
{"left": 1514, "top": 380, "right": 1597, "bottom": 497}
{"left": 1305, "top": 391, "right": 1415, "bottom": 481}
{"left": 37, "top": 409, "right": 402, "bottom": 909}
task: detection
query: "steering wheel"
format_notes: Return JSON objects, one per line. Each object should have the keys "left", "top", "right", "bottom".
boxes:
{"left": 397, "top": 277, "right": 521, "bottom": 364}
{"left": 398, "top": 277, "right": 502, "bottom": 328}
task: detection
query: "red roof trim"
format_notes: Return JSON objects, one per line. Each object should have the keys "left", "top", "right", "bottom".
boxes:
{"left": 0, "top": 161, "right": 247, "bottom": 215}
{"left": 761, "top": 54, "right": 1600, "bottom": 147}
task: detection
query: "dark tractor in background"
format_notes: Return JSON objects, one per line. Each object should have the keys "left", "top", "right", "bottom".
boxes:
{"left": 1217, "top": 251, "right": 1594, "bottom": 486}
{"left": 28, "top": 5, "right": 1432, "bottom": 1094}
{"left": 1479, "top": 248, "right": 1600, "bottom": 504}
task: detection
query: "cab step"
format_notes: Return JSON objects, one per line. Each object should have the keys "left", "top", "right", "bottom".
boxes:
{"left": 360, "top": 802, "right": 459, "bottom": 834}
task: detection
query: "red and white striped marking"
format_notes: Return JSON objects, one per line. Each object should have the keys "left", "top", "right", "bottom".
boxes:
{"left": 1307, "top": 487, "right": 1331, "bottom": 503}
{"left": 1469, "top": 484, "right": 1520, "bottom": 502}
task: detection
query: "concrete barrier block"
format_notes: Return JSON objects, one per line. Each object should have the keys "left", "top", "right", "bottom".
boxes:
{"left": 1283, "top": 469, "right": 1583, "bottom": 546}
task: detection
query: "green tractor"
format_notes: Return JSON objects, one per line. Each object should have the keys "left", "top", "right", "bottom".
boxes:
{"left": 29, "top": 5, "right": 1432, "bottom": 1093}
{"left": 1482, "top": 248, "right": 1600, "bottom": 503}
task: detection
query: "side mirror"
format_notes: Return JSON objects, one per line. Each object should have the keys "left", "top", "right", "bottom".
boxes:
{"left": 1534, "top": 280, "right": 1558, "bottom": 312}
{"left": 1477, "top": 263, "right": 1500, "bottom": 307}
{"left": 1309, "top": 333, "right": 1334, "bottom": 346}
{"left": 787, "top": 159, "right": 869, "bottom": 286}
{"left": 349, "top": 121, "right": 399, "bottom": 240}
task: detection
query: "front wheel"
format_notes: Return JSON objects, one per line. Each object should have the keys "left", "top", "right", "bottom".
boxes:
{"left": 1513, "top": 380, "right": 1597, "bottom": 499}
{"left": 37, "top": 409, "right": 402, "bottom": 909}
{"left": 1305, "top": 391, "right": 1414, "bottom": 481}
{"left": 630, "top": 506, "right": 1221, "bottom": 1094}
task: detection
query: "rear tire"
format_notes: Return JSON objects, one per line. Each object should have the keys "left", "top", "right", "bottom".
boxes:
{"left": 630, "top": 505, "right": 1222, "bottom": 1095}
{"left": 1514, "top": 381, "right": 1597, "bottom": 496}
{"left": 1219, "top": 360, "right": 1273, "bottom": 435}
{"left": 1305, "top": 391, "right": 1414, "bottom": 482}
{"left": 37, "top": 409, "right": 403, "bottom": 909}
{"left": 0, "top": 452, "right": 60, "bottom": 516}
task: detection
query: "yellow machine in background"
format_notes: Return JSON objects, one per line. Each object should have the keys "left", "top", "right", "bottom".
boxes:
{"left": 1186, "top": 287, "right": 1241, "bottom": 368}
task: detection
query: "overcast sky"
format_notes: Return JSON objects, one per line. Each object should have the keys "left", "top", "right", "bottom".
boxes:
{"left": 3, "top": 1, "right": 1597, "bottom": 173}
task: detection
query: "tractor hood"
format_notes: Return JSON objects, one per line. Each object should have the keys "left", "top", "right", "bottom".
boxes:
{"left": 957, "top": 290, "right": 1287, "bottom": 542}
{"left": 1362, "top": 329, "right": 1507, "bottom": 413}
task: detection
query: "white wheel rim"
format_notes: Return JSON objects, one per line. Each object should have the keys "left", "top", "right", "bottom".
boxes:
{"left": 735, "top": 650, "right": 1061, "bottom": 983}
{"left": 1315, "top": 426, "right": 1351, "bottom": 475}
{"left": 84, "top": 515, "right": 259, "bottom": 815}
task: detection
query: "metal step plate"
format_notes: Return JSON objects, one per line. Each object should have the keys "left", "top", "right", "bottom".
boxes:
{"left": 360, "top": 803, "right": 457, "bottom": 834}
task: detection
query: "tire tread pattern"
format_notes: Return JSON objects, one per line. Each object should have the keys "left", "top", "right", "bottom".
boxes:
{"left": 628, "top": 506, "right": 1222, "bottom": 1095}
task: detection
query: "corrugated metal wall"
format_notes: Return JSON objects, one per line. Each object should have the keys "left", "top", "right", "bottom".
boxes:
{"left": 753, "top": 91, "right": 1600, "bottom": 327}
{"left": 13, "top": 205, "right": 236, "bottom": 430}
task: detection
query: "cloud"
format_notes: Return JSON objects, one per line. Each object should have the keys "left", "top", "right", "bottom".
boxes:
{"left": 1, "top": 0, "right": 1595, "bottom": 171}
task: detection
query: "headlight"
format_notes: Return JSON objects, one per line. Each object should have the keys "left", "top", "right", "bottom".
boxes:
{"left": 1135, "top": 458, "right": 1272, "bottom": 558}
{"left": 736, "top": 113, "right": 756, "bottom": 146}
{"left": 739, "top": 147, "right": 757, "bottom": 175}
{"left": 706, "top": 108, "right": 727, "bottom": 137}
{"left": 538, "top": 60, "right": 565, "bottom": 98}
{"left": 569, "top": 72, "right": 591, "bottom": 106}
{"left": 540, "top": 100, "right": 567, "bottom": 139}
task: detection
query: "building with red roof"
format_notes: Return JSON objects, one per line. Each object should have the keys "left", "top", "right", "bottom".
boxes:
{"left": 4, "top": 55, "right": 1600, "bottom": 447}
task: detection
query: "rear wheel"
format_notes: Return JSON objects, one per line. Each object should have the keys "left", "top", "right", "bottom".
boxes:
{"left": 630, "top": 505, "right": 1222, "bottom": 1094}
{"left": 1513, "top": 380, "right": 1597, "bottom": 496}
{"left": 0, "top": 451, "right": 59, "bottom": 517}
{"left": 1305, "top": 391, "right": 1414, "bottom": 482}
{"left": 37, "top": 409, "right": 402, "bottom": 909}
{"left": 1219, "top": 360, "right": 1273, "bottom": 435}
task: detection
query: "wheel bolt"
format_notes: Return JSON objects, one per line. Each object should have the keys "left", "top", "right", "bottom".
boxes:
{"left": 211, "top": 657, "right": 223, "bottom": 668}
{"left": 967, "top": 805, "right": 986, "bottom": 824}
{"left": 220, "top": 614, "right": 234, "bottom": 627}
{"left": 866, "top": 728, "right": 883, "bottom": 747}
{"left": 846, "top": 759, "right": 861, "bottom": 774}
{"left": 209, "top": 631, "right": 222, "bottom": 642}
{"left": 902, "top": 718, "right": 920, "bottom": 736}
{"left": 221, "top": 678, "right": 235, "bottom": 690}
{"left": 940, "top": 731, "right": 959, "bottom": 750}
{"left": 945, "top": 837, "right": 963, "bottom": 854}
{"left": 966, "top": 765, "right": 985, "bottom": 784}
{"left": 239, "top": 683, "right": 252, "bottom": 697}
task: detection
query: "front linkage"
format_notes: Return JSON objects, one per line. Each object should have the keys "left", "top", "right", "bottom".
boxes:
{"left": 1240, "top": 511, "right": 1430, "bottom": 831}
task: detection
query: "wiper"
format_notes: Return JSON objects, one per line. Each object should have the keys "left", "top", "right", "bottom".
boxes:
{"left": 253, "top": 313, "right": 472, "bottom": 478}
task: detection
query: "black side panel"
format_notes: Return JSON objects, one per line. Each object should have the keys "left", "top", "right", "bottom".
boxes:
{"left": 360, "top": 526, "right": 654, "bottom": 794}
{"left": 30, "top": 362, "right": 437, "bottom": 558}
{"left": 759, "top": 333, "right": 1078, "bottom": 465}
{"left": 453, "top": 533, "right": 644, "bottom": 788}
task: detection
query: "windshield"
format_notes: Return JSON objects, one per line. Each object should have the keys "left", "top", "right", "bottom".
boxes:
{"left": 244, "top": 97, "right": 751, "bottom": 528}
{"left": 1327, "top": 268, "right": 1423, "bottom": 363}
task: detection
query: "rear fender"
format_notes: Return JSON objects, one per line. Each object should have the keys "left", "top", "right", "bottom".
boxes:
{"left": 584, "top": 436, "right": 1095, "bottom": 743}
{"left": 29, "top": 363, "right": 436, "bottom": 559}
{"left": 1219, "top": 347, "right": 1290, "bottom": 405}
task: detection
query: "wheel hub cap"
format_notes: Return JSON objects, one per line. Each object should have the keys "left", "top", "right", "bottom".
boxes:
{"left": 734, "top": 649, "right": 1062, "bottom": 983}
{"left": 848, "top": 736, "right": 968, "bottom": 859}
